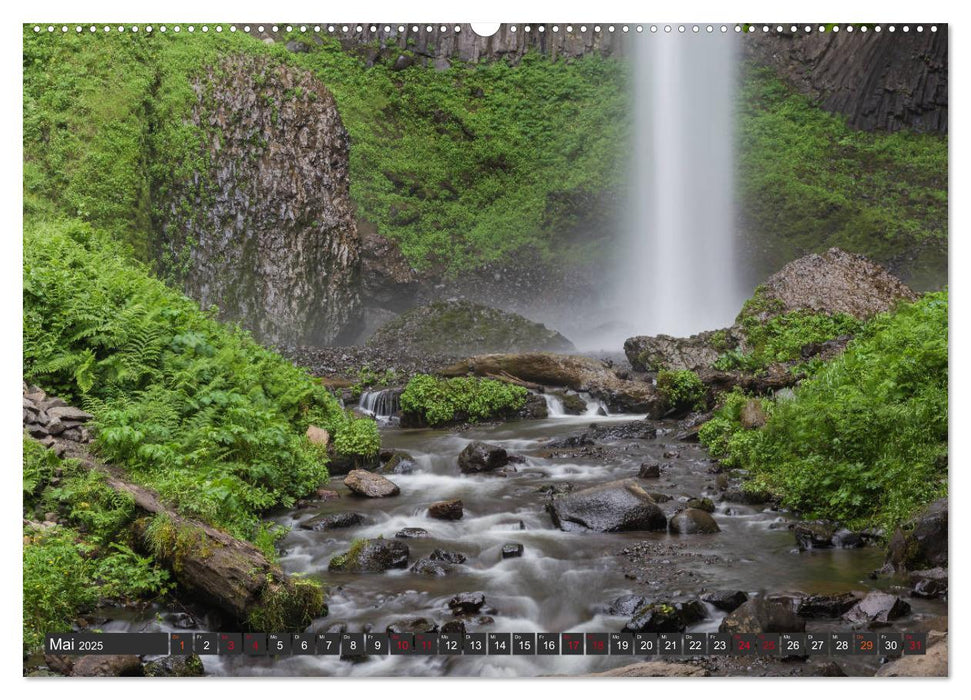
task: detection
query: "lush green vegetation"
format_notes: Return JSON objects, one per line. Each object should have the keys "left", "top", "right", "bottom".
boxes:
{"left": 715, "top": 308, "right": 864, "bottom": 373}
{"left": 24, "top": 219, "right": 377, "bottom": 540}
{"left": 400, "top": 374, "right": 528, "bottom": 426}
{"left": 656, "top": 370, "right": 706, "bottom": 414}
{"left": 738, "top": 66, "right": 947, "bottom": 288}
{"left": 700, "top": 291, "right": 948, "bottom": 528}
{"left": 23, "top": 438, "right": 171, "bottom": 653}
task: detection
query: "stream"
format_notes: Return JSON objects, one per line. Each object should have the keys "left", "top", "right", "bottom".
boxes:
{"left": 183, "top": 395, "right": 943, "bottom": 676}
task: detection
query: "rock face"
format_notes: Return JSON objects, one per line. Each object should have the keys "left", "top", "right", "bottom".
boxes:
{"left": 745, "top": 29, "right": 947, "bottom": 133}
{"left": 457, "top": 442, "right": 509, "bottom": 474}
{"left": 368, "top": 300, "right": 575, "bottom": 355}
{"left": 441, "top": 353, "right": 664, "bottom": 415}
{"left": 886, "top": 498, "right": 948, "bottom": 571}
{"left": 328, "top": 539, "right": 409, "bottom": 572}
{"left": 356, "top": 219, "right": 420, "bottom": 340}
{"left": 344, "top": 470, "right": 400, "bottom": 498}
{"left": 669, "top": 508, "right": 720, "bottom": 535}
{"left": 157, "top": 53, "right": 361, "bottom": 345}
{"left": 742, "top": 248, "right": 918, "bottom": 324}
{"left": 546, "top": 479, "right": 667, "bottom": 533}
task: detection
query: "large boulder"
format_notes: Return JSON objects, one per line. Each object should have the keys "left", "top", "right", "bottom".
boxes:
{"left": 440, "top": 353, "right": 665, "bottom": 416}
{"left": 797, "top": 592, "right": 862, "bottom": 618}
{"left": 367, "top": 299, "right": 575, "bottom": 355}
{"left": 842, "top": 591, "right": 911, "bottom": 625}
{"left": 428, "top": 499, "right": 464, "bottom": 520}
{"left": 457, "top": 442, "right": 509, "bottom": 474}
{"left": 669, "top": 508, "right": 721, "bottom": 534}
{"left": 886, "top": 498, "right": 948, "bottom": 571}
{"left": 910, "top": 567, "right": 948, "bottom": 599}
{"left": 328, "top": 539, "right": 409, "bottom": 572}
{"left": 623, "top": 602, "right": 687, "bottom": 633}
{"left": 738, "top": 248, "right": 917, "bottom": 324}
{"left": 624, "top": 328, "right": 739, "bottom": 373}
{"left": 546, "top": 479, "right": 667, "bottom": 533}
{"left": 299, "top": 512, "right": 365, "bottom": 531}
{"left": 448, "top": 592, "right": 486, "bottom": 615}
{"left": 344, "top": 470, "right": 400, "bottom": 498}
{"left": 719, "top": 596, "right": 806, "bottom": 634}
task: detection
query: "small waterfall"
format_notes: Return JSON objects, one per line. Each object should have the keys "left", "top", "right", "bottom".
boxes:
{"left": 357, "top": 389, "right": 401, "bottom": 423}
{"left": 543, "top": 393, "right": 567, "bottom": 417}
{"left": 542, "top": 392, "right": 609, "bottom": 418}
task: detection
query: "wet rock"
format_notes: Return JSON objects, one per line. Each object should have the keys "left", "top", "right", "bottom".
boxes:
{"left": 428, "top": 499, "right": 463, "bottom": 520}
{"left": 702, "top": 590, "right": 749, "bottom": 612}
{"left": 143, "top": 655, "right": 204, "bottom": 677}
{"left": 395, "top": 527, "right": 429, "bottom": 539}
{"left": 344, "top": 469, "right": 400, "bottom": 498}
{"left": 519, "top": 393, "right": 550, "bottom": 420}
{"left": 448, "top": 592, "right": 486, "bottom": 615}
{"left": 624, "top": 329, "right": 736, "bottom": 373}
{"left": 719, "top": 596, "right": 806, "bottom": 634}
{"left": 536, "top": 482, "right": 576, "bottom": 499}
{"left": 387, "top": 618, "right": 439, "bottom": 634}
{"left": 739, "top": 399, "right": 768, "bottom": 429}
{"left": 638, "top": 462, "right": 660, "bottom": 479}
{"left": 886, "top": 498, "right": 948, "bottom": 571}
{"left": 546, "top": 479, "right": 667, "bottom": 533}
{"left": 300, "top": 512, "right": 365, "bottom": 531}
{"left": 662, "top": 450, "right": 680, "bottom": 459}
{"left": 440, "top": 620, "right": 467, "bottom": 634}
{"left": 315, "top": 488, "right": 340, "bottom": 501}
{"left": 794, "top": 521, "right": 836, "bottom": 549}
{"left": 501, "top": 543, "right": 524, "bottom": 559}
{"left": 457, "top": 441, "right": 509, "bottom": 473}
{"left": 545, "top": 433, "right": 594, "bottom": 449}
{"left": 811, "top": 661, "right": 848, "bottom": 677}
{"left": 377, "top": 450, "right": 417, "bottom": 475}
{"left": 607, "top": 594, "right": 650, "bottom": 617}
{"left": 797, "top": 592, "right": 862, "bottom": 618}
{"left": 551, "top": 390, "right": 588, "bottom": 415}
{"left": 676, "top": 600, "right": 708, "bottom": 624}
{"left": 306, "top": 425, "right": 330, "bottom": 447}
{"left": 686, "top": 497, "right": 715, "bottom": 513}
{"left": 328, "top": 539, "right": 409, "bottom": 572}
{"left": 723, "top": 487, "right": 772, "bottom": 505}
{"left": 669, "top": 508, "right": 720, "bottom": 535}
{"left": 71, "top": 655, "right": 143, "bottom": 677}
{"left": 410, "top": 559, "right": 453, "bottom": 576}
{"left": 171, "top": 612, "right": 199, "bottom": 629}
{"left": 648, "top": 492, "right": 672, "bottom": 503}
{"left": 832, "top": 528, "right": 865, "bottom": 548}
{"left": 430, "top": 549, "right": 467, "bottom": 564}
{"left": 875, "top": 631, "right": 947, "bottom": 676}
{"left": 624, "top": 602, "right": 687, "bottom": 633}
{"left": 843, "top": 591, "right": 911, "bottom": 625}
{"left": 910, "top": 567, "right": 948, "bottom": 599}
{"left": 588, "top": 421, "right": 657, "bottom": 441}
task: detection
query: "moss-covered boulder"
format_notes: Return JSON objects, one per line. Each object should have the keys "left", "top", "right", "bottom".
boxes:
{"left": 367, "top": 300, "right": 575, "bottom": 356}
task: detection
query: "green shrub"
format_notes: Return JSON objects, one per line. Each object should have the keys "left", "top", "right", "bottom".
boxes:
{"left": 23, "top": 219, "right": 377, "bottom": 539}
{"left": 23, "top": 435, "right": 58, "bottom": 505}
{"left": 656, "top": 370, "right": 706, "bottom": 413}
{"left": 92, "top": 543, "right": 171, "bottom": 601}
{"left": 400, "top": 374, "right": 528, "bottom": 426}
{"left": 701, "top": 291, "right": 948, "bottom": 528}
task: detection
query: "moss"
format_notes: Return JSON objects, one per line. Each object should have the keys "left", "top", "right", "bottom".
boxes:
{"left": 247, "top": 576, "right": 326, "bottom": 632}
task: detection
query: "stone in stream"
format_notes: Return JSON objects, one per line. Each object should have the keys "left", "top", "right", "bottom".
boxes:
{"left": 546, "top": 479, "right": 667, "bottom": 533}
{"left": 831, "top": 528, "right": 865, "bottom": 548}
{"left": 395, "top": 527, "right": 430, "bottom": 539}
{"left": 794, "top": 520, "right": 837, "bottom": 550}
{"left": 909, "top": 567, "right": 948, "bottom": 599}
{"left": 623, "top": 602, "right": 687, "bottom": 633}
{"left": 648, "top": 492, "right": 672, "bottom": 503}
{"left": 328, "top": 539, "right": 409, "bottom": 572}
{"left": 607, "top": 595, "right": 650, "bottom": 617}
{"left": 701, "top": 590, "right": 749, "bottom": 612}
{"left": 430, "top": 549, "right": 467, "bottom": 564}
{"left": 545, "top": 433, "right": 595, "bottom": 449}
{"left": 796, "top": 592, "right": 861, "bottom": 618}
{"left": 686, "top": 497, "right": 715, "bottom": 513}
{"left": 377, "top": 450, "right": 417, "bottom": 475}
{"left": 886, "top": 498, "right": 948, "bottom": 571}
{"left": 588, "top": 420, "right": 658, "bottom": 441}
{"left": 638, "top": 462, "right": 661, "bottom": 479}
{"left": 669, "top": 508, "right": 720, "bottom": 534}
{"left": 448, "top": 592, "right": 486, "bottom": 615}
{"left": 315, "top": 488, "right": 340, "bottom": 501}
{"left": 842, "top": 591, "right": 911, "bottom": 625}
{"left": 343, "top": 469, "right": 400, "bottom": 498}
{"left": 676, "top": 600, "right": 708, "bottom": 625}
{"left": 718, "top": 596, "right": 805, "bottom": 634}
{"left": 440, "top": 620, "right": 467, "bottom": 634}
{"left": 457, "top": 441, "right": 509, "bottom": 473}
{"left": 501, "top": 543, "right": 524, "bottom": 559}
{"left": 428, "top": 499, "right": 463, "bottom": 520}
{"left": 299, "top": 512, "right": 366, "bottom": 531}
{"left": 411, "top": 559, "right": 453, "bottom": 576}
{"left": 386, "top": 618, "right": 439, "bottom": 634}
{"left": 142, "top": 655, "right": 205, "bottom": 677}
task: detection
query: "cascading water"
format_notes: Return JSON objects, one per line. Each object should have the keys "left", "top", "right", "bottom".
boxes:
{"left": 357, "top": 389, "right": 402, "bottom": 423}
{"left": 604, "top": 30, "right": 745, "bottom": 345}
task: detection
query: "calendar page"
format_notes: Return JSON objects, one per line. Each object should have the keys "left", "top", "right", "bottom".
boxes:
{"left": 21, "top": 18, "right": 948, "bottom": 682}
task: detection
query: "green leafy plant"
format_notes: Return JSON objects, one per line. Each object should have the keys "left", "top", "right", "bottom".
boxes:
{"left": 400, "top": 374, "right": 528, "bottom": 426}
{"left": 656, "top": 369, "right": 706, "bottom": 414}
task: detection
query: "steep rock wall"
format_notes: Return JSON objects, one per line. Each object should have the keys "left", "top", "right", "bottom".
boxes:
{"left": 156, "top": 53, "right": 361, "bottom": 345}
{"left": 744, "top": 28, "right": 948, "bottom": 133}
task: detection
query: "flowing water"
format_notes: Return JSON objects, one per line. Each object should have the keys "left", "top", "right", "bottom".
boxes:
{"left": 156, "top": 407, "right": 942, "bottom": 677}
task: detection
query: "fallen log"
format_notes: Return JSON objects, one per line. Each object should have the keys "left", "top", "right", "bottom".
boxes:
{"left": 41, "top": 437, "right": 324, "bottom": 631}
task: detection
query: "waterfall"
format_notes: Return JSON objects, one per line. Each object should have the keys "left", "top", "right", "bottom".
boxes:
{"left": 357, "top": 389, "right": 401, "bottom": 423}
{"left": 607, "top": 30, "right": 744, "bottom": 344}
